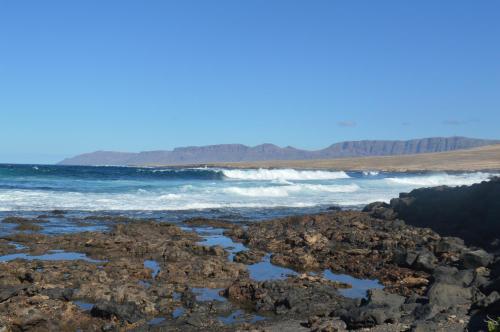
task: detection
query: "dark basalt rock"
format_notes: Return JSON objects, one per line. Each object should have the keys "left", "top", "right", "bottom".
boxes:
{"left": 459, "top": 249, "right": 494, "bottom": 269}
{"left": 339, "top": 289, "right": 406, "bottom": 328}
{"left": 394, "top": 248, "right": 438, "bottom": 272}
{"left": 473, "top": 291, "right": 500, "bottom": 309}
{"left": 434, "top": 237, "right": 466, "bottom": 255}
{"left": 13, "top": 311, "right": 51, "bottom": 331}
{"left": 233, "top": 249, "right": 265, "bottom": 264}
{"left": 41, "top": 287, "right": 74, "bottom": 301}
{"left": 0, "top": 285, "right": 27, "bottom": 302}
{"left": 2, "top": 216, "right": 48, "bottom": 224}
{"left": 90, "top": 301, "right": 144, "bottom": 323}
{"left": 363, "top": 201, "right": 398, "bottom": 220}
{"left": 484, "top": 276, "right": 500, "bottom": 294}
{"left": 412, "top": 303, "right": 441, "bottom": 321}
{"left": 224, "top": 278, "right": 356, "bottom": 318}
{"left": 432, "top": 266, "right": 474, "bottom": 287}
{"left": 390, "top": 177, "right": 500, "bottom": 250}
{"left": 413, "top": 249, "right": 438, "bottom": 272}
{"left": 426, "top": 282, "right": 473, "bottom": 308}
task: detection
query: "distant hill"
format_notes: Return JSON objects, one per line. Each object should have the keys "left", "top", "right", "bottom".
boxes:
{"left": 58, "top": 137, "right": 500, "bottom": 166}
{"left": 214, "top": 144, "right": 500, "bottom": 172}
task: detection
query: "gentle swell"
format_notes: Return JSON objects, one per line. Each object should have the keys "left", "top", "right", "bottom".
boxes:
{"left": 0, "top": 164, "right": 224, "bottom": 181}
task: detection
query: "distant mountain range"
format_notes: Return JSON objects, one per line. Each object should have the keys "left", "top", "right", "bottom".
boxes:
{"left": 58, "top": 137, "right": 500, "bottom": 166}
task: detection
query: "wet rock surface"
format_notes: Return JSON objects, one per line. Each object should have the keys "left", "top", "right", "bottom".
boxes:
{"left": 233, "top": 249, "right": 266, "bottom": 264}
{"left": 226, "top": 211, "right": 441, "bottom": 296}
{"left": 0, "top": 177, "right": 499, "bottom": 331}
{"left": 225, "top": 209, "right": 499, "bottom": 331}
{"left": 0, "top": 219, "right": 252, "bottom": 331}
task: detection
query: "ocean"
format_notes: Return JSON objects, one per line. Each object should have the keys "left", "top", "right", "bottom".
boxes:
{"left": 0, "top": 164, "right": 496, "bottom": 221}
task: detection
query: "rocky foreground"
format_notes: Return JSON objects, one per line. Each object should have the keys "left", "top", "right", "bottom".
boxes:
{"left": 0, "top": 179, "right": 499, "bottom": 331}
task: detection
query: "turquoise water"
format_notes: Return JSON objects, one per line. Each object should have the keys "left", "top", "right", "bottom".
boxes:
{"left": 0, "top": 164, "right": 494, "bottom": 213}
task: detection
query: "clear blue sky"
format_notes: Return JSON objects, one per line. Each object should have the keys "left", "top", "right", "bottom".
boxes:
{"left": 1, "top": 1, "right": 499, "bottom": 163}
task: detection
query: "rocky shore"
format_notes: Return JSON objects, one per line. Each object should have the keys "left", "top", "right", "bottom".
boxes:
{"left": 0, "top": 179, "right": 499, "bottom": 331}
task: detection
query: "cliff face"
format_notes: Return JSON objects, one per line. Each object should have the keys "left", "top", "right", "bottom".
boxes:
{"left": 388, "top": 177, "right": 500, "bottom": 250}
{"left": 317, "top": 137, "right": 497, "bottom": 157}
{"left": 58, "top": 137, "right": 500, "bottom": 166}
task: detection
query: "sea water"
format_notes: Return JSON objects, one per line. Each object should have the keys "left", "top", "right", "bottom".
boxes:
{"left": 0, "top": 164, "right": 495, "bottom": 214}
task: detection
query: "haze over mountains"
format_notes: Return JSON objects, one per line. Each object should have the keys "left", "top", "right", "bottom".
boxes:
{"left": 58, "top": 137, "right": 500, "bottom": 166}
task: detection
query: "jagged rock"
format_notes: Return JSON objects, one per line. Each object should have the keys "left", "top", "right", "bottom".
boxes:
{"left": 473, "top": 291, "right": 500, "bottom": 308}
{"left": 90, "top": 301, "right": 143, "bottom": 323}
{"left": 412, "top": 303, "right": 440, "bottom": 320}
{"left": 435, "top": 237, "right": 466, "bottom": 254}
{"left": 186, "top": 314, "right": 207, "bottom": 327}
{"left": 390, "top": 177, "right": 500, "bottom": 250}
{"left": 367, "top": 289, "right": 406, "bottom": 308}
{"left": 14, "top": 311, "right": 51, "bottom": 331}
{"left": 426, "top": 282, "right": 472, "bottom": 308}
{"left": 413, "top": 249, "right": 438, "bottom": 272}
{"left": 392, "top": 248, "right": 437, "bottom": 272}
{"left": 41, "top": 288, "right": 73, "bottom": 301}
{"left": 233, "top": 250, "right": 265, "bottom": 264}
{"left": 362, "top": 202, "right": 398, "bottom": 220}
{"left": 432, "top": 266, "right": 474, "bottom": 287}
{"left": 0, "top": 285, "right": 27, "bottom": 302}
{"left": 459, "top": 249, "right": 494, "bottom": 269}
{"left": 340, "top": 289, "right": 405, "bottom": 329}
{"left": 411, "top": 321, "right": 441, "bottom": 332}
{"left": 224, "top": 278, "right": 356, "bottom": 319}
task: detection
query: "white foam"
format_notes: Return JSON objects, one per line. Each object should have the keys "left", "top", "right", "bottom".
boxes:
{"left": 159, "top": 193, "right": 183, "bottom": 200}
{"left": 223, "top": 186, "right": 290, "bottom": 197}
{"left": 385, "top": 172, "right": 494, "bottom": 187}
{"left": 363, "top": 171, "right": 379, "bottom": 176}
{"left": 223, "top": 183, "right": 359, "bottom": 197}
{"left": 0, "top": 170, "right": 495, "bottom": 212}
{"left": 301, "top": 183, "right": 360, "bottom": 193}
{"left": 0, "top": 189, "right": 320, "bottom": 211}
{"left": 222, "top": 168, "right": 350, "bottom": 181}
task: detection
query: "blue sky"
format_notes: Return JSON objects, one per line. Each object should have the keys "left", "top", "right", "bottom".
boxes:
{"left": 1, "top": 1, "right": 499, "bottom": 163}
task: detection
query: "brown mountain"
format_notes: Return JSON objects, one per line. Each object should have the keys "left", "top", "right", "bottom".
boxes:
{"left": 58, "top": 137, "right": 500, "bottom": 166}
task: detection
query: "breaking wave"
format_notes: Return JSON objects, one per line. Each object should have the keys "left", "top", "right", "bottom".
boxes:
{"left": 221, "top": 169, "right": 350, "bottom": 181}
{"left": 385, "top": 172, "right": 495, "bottom": 187}
{"left": 0, "top": 164, "right": 496, "bottom": 212}
{"left": 223, "top": 183, "right": 360, "bottom": 197}
{"left": 0, "top": 189, "right": 319, "bottom": 211}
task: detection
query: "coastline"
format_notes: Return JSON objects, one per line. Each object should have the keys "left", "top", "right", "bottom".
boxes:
{"left": 144, "top": 144, "right": 500, "bottom": 172}
{"left": 0, "top": 178, "right": 498, "bottom": 331}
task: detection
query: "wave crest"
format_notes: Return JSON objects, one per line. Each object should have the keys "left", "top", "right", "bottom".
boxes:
{"left": 222, "top": 169, "right": 350, "bottom": 181}
{"left": 223, "top": 183, "right": 359, "bottom": 197}
{"left": 386, "top": 172, "right": 495, "bottom": 187}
